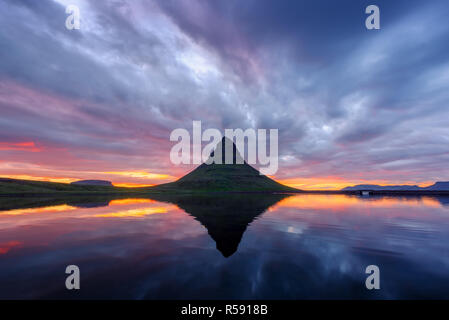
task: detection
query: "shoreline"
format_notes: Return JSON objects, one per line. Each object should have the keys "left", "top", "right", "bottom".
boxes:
{"left": 1, "top": 190, "right": 449, "bottom": 197}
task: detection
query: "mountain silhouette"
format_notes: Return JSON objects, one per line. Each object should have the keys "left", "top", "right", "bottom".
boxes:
{"left": 71, "top": 180, "right": 113, "bottom": 187}
{"left": 425, "top": 181, "right": 449, "bottom": 191}
{"left": 146, "top": 193, "right": 289, "bottom": 257}
{"left": 342, "top": 181, "right": 449, "bottom": 191}
{"left": 156, "top": 137, "right": 297, "bottom": 193}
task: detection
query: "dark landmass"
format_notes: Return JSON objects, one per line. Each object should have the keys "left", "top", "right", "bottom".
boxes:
{"left": 0, "top": 177, "right": 126, "bottom": 195}
{"left": 153, "top": 137, "right": 296, "bottom": 193}
{"left": 425, "top": 181, "right": 449, "bottom": 191}
{"left": 342, "top": 181, "right": 449, "bottom": 192}
{"left": 71, "top": 180, "right": 113, "bottom": 187}
{"left": 342, "top": 184, "right": 421, "bottom": 191}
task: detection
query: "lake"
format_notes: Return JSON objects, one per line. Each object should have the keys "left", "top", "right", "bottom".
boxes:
{"left": 0, "top": 193, "right": 448, "bottom": 299}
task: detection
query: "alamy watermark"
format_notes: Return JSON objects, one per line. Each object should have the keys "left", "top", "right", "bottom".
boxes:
{"left": 365, "top": 265, "right": 380, "bottom": 290}
{"left": 62, "top": 4, "right": 379, "bottom": 31}
{"left": 170, "top": 121, "right": 279, "bottom": 175}
{"left": 65, "top": 265, "right": 80, "bottom": 290}
{"left": 365, "top": 5, "right": 380, "bottom": 30}
{"left": 65, "top": 5, "right": 80, "bottom": 30}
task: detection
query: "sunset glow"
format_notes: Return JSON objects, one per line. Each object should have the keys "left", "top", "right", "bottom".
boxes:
{"left": 277, "top": 177, "right": 435, "bottom": 190}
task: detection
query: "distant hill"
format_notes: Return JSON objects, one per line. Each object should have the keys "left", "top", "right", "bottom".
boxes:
{"left": 342, "top": 182, "right": 449, "bottom": 191}
{"left": 424, "top": 181, "right": 449, "bottom": 191}
{"left": 0, "top": 178, "right": 118, "bottom": 195}
{"left": 153, "top": 137, "right": 298, "bottom": 193}
{"left": 342, "top": 184, "right": 422, "bottom": 191}
{"left": 71, "top": 180, "right": 113, "bottom": 187}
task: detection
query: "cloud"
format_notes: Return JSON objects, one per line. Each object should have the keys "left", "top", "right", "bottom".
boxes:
{"left": 0, "top": 0, "right": 448, "bottom": 186}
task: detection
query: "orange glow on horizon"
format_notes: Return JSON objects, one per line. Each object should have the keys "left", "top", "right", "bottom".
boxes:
{"left": 277, "top": 177, "right": 434, "bottom": 190}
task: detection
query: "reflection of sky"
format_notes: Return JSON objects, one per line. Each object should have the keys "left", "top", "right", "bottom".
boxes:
{"left": 1, "top": 195, "right": 449, "bottom": 299}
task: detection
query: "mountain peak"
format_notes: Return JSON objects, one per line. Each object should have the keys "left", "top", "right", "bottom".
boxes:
{"left": 208, "top": 136, "right": 244, "bottom": 165}
{"left": 156, "top": 138, "right": 297, "bottom": 193}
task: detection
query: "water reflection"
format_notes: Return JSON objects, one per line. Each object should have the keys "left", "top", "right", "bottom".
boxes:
{"left": 0, "top": 193, "right": 448, "bottom": 299}
{"left": 146, "top": 194, "right": 288, "bottom": 257}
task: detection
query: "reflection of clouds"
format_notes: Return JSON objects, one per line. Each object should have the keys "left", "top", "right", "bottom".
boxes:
{"left": 93, "top": 207, "right": 168, "bottom": 218}
{"left": 0, "top": 204, "right": 75, "bottom": 216}
{"left": 1, "top": 195, "right": 449, "bottom": 298}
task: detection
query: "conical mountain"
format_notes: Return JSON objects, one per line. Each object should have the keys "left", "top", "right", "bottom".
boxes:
{"left": 156, "top": 137, "right": 298, "bottom": 193}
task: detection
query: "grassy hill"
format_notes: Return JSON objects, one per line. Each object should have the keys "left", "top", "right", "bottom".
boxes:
{"left": 152, "top": 162, "right": 295, "bottom": 193}
{"left": 0, "top": 178, "right": 129, "bottom": 195}
{"left": 151, "top": 137, "right": 297, "bottom": 193}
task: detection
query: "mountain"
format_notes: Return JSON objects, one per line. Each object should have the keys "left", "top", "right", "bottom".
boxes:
{"left": 342, "top": 184, "right": 422, "bottom": 191}
{"left": 154, "top": 137, "right": 297, "bottom": 193}
{"left": 342, "top": 182, "right": 449, "bottom": 191}
{"left": 424, "top": 181, "right": 449, "bottom": 191}
{"left": 71, "top": 180, "right": 113, "bottom": 187}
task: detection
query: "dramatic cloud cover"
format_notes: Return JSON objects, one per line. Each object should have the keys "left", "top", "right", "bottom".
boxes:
{"left": 0, "top": 0, "right": 448, "bottom": 189}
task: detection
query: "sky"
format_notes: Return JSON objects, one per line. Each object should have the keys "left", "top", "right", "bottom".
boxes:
{"left": 0, "top": 0, "right": 448, "bottom": 190}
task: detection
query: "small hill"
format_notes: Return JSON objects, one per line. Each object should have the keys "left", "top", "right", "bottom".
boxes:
{"left": 342, "top": 182, "right": 449, "bottom": 192}
{"left": 0, "top": 178, "right": 117, "bottom": 194}
{"left": 424, "top": 181, "right": 449, "bottom": 191}
{"left": 154, "top": 137, "right": 297, "bottom": 193}
{"left": 71, "top": 180, "right": 113, "bottom": 187}
{"left": 342, "top": 184, "right": 422, "bottom": 191}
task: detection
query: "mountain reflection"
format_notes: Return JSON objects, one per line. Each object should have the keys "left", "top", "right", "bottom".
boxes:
{"left": 145, "top": 193, "right": 289, "bottom": 257}
{"left": 0, "top": 193, "right": 288, "bottom": 257}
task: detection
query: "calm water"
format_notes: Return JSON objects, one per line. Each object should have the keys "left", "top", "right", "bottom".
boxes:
{"left": 0, "top": 193, "right": 448, "bottom": 299}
